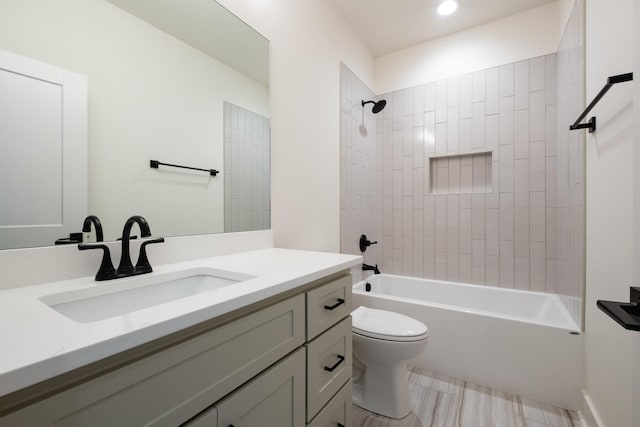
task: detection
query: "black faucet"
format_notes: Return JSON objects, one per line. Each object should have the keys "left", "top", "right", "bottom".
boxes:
{"left": 117, "top": 215, "right": 164, "bottom": 277}
{"left": 78, "top": 215, "right": 164, "bottom": 281}
{"left": 82, "top": 215, "right": 104, "bottom": 242}
{"left": 362, "top": 263, "right": 380, "bottom": 274}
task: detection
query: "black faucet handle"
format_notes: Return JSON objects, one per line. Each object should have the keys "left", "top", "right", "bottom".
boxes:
{"left": 359, "top": 234, "right": 378, "bottom": 252}
{"left": 78, "top": 244, "right": 116, "bottom": 281}
{"left": 135, "top": 237, "right": 165, "bottom": 274}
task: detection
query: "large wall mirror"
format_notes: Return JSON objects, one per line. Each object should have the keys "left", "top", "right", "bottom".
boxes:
{"left": 0, "top": 0, "right": 270, "bottom": 250}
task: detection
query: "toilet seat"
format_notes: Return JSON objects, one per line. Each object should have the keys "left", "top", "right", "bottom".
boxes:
{"left": 352, "top": 306, "right": 428, "bottom": 342}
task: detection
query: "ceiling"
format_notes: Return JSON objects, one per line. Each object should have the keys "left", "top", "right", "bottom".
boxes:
{"left": 327, "top": 0, "right": 557, "bottom": 56}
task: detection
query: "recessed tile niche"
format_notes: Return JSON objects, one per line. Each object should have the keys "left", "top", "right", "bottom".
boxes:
{"left": 429, "top": 151, "right": 492, "bottom": 194}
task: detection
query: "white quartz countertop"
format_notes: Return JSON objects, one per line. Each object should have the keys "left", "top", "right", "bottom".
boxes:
{"left": 0, "top": 248, "right": 361, "bottom": 397}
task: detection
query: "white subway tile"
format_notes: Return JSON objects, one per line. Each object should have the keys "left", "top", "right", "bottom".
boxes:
{"left": 545, "top": 207, "right": 557, "bottom": 258}
{"left": 472, "top": 70, "right": 486, "bottom": 102}
{"left": 424, "top": 112, "right": 436, "bottom": 154}
{"left": 499, "top": 145, "right": 513, "bottom": 193}
{"left": 486, "top": 67, "right": 500, "bottom": 114}
{"left": 530, "top": 141, "right": 546, "bottom": 191}
{"left": 545, "top": 53, "right": 557, "bottom": 105}
{"left": 383, "top": 197, "right": 393, "bottom": 235}
{"left": 424, "top": 82, "right": 436, "bottom": 112}
{"left": 403, "top": 157, "right": 413, "bottom": 196}
{"left": 514, "top": 60, "right": 530, "bottom": 110}
{"left": 486, "top": 208, "right": 500, "bottom": 255}
{"left": 500, "top": 193, "right": 514, "bottom": 241}
{"left": 514, "top": 208, "right": 530, "bottom": 257}
{"left": 530, "top": 242, "right": 546, "bottom": 292}
{"left": 472, "top": 194, "right": 486, "bottom": 239}
{"left": 460, "top": 253, "right": 472, "bottom": 283}
{"left": 472, "top": 240, "right": 486, "bottom": 284}
{"left": 461, "top": 164, "right": 473, "bottom": 193}
{"left": 413, "top": 168, "right": 424, "bottom": 208}
{"left": 403, "top": 116, "right": 413, "bottom": 156}
{"left": 486, "top": 255, "right": 500, "bottom": 286}
{"left": 499, "top": 97, "right": 514, "bottom": 145}
{"left": 500, "top": 240, "right": 515, "bottom": 287}
{"left": 448, "top": 157, "right": 461, "bottom": 193}
{"left": 448, "top": 76, "right": 460, "bottom": 107}
{"left": 393, "top": 130, "right": 403, "bottom": 169}
{"left": 530, "top": 191, "right": 546, "bottom": 241}
{"left": 393, "top": 169, "right": 402, "bottom": 209}
{"left": 472, "top": 155, "right": 487, "bottom": 192}
{"left": 403, "top": 87, "right": 414, "bottom": 115}
{"left": 447, "top": 107, "right": 460, "bottom": 152}
{"left": 486, "top": 114, "right": 500, "bottom": 152}
{"left": 414, "top": 85, "right": 425, "bottom": 125}
{"left": 514, "top": 159, "right": 530, "bottom": 208}
{"left": 460, "top": 194, "right": 472, "bottom": 208}
{"left": 393, "top": 209, "right": 402, "bottom": 249}
{"left": 435, "top": 122, "right": 447, "bottom": 155}
{"left": 436, "top": 80, "right": 448, "bottom": 123}
{"left": 460, "top": 208, "right": 472, "bottom": 253}
{"left": 435, "top": 208, "right": 447, "bottom": 253}
{"left": 514, "top": 109, "right": 530, "bottom": 159}
{"left": 500, "top": 63, "right": 515, "bottom": 97}
{"left": 460, "top": 118, "right": 472, "bottom": 153}
{"left": 530, "top": 91, "right": 546, "bottom": 142}
{"left": 545, "top": 104, "right": 557, "bottom": 156}
{"left": 403, "top": 197, "right": 413, "bottom": 236}
{"left": 545, "top": 258, "right": 557, "bottom": 293}
{"left": 530, "top": 56, "right": 546, "bottom": 92}
{"left": 515, "top": 257, "right": 530, "bottom": 290}
{"left": 447, "top": 249, "right": 459, "bottom": 281}
{"left": 409, "top": 126, "right": 421, "bottom": 165}
{"left": 460, "top": 73, "right": 473, "bottom": 119}
{"left": 472, "top": 102, "right": 486, "bottom": 148}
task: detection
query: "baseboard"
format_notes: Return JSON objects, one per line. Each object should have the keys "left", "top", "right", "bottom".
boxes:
{"left": 581, "top": 390, "right": 604, "bottom": 427}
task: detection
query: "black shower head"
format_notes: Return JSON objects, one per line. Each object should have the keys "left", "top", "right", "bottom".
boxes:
{"left": 361, "top": 99, "right": 387, "bottom": 114}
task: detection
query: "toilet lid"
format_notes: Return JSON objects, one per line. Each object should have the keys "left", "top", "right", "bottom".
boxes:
{"left": 352, "top": 306, "right": 429, "bottom": 342}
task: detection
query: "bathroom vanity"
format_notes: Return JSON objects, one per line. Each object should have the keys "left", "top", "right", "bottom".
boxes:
{"left": 0, "top": 248, "right": 360, "bottom": 426}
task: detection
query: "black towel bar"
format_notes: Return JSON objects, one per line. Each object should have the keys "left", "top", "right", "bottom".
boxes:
{"left": 150, "top": 160, "right": 218, "bottom": 176}
{"left": 570, "top": 72, "right": 633, "bottom": 133}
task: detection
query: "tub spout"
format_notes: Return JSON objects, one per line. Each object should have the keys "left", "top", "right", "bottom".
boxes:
{"left": 362, "top": 263, "right": 380, "bottom": 274}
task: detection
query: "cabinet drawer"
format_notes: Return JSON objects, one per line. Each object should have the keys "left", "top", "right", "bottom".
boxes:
{"left": 2, "top": 295, "right": 305, "bottom": 427}
{"left": 306, "top": 275, "right": 352, "bottom": 340}
{"left": 215, "top": 347, "right": 305, "bottom": 427}
{"left": 306, "top": 316, "right": 352, "bottom": 421}
{"left": 307, "top": 380, "right": 352, "bottom": 427}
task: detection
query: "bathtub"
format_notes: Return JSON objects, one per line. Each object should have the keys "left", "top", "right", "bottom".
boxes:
{"left": 353, "top": 274, "right": 583, "bottom": 410}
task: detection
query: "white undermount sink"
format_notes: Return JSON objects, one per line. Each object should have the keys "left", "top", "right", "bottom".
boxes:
{"left": 39, "top": 268, "right": 256, "bottom": 323}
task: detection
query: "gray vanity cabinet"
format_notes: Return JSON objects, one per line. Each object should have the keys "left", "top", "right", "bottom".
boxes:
{"left": 185, "top": 348, "right": 305, "bottom": 427}
{"left": 0, "top": 273, "right": 353, "bottom": 427}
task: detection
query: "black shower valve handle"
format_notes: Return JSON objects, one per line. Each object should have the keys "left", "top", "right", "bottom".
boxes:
{"left": 359, "top": 234, "right": 378, "bottom": 252}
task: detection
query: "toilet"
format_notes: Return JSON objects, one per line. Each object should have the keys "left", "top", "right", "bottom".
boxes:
{"left": 351, "top": 306, "right": 429, "bottom": 419}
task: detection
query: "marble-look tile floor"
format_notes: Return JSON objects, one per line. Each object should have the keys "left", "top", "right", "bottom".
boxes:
{"left": 352, "top": 367, "right": 585, "bottom": 427}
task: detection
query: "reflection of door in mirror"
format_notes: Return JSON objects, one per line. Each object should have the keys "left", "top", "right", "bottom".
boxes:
{"left": 0, "top": 50, "right": 87, "bottom": 250}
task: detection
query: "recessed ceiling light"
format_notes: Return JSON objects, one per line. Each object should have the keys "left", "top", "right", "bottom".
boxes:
{"left": 437, "top": 0, "right": 460, "bottom": 16}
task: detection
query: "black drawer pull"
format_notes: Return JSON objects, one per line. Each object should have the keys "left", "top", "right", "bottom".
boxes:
{"left": 324, "top": 298, "right": 345, "bottom": 311}
{"left": 338, "top": 424, "right": 345, "bottom": 427}
{"left": 324, "top": 355, "right": 345, "bottom": 372}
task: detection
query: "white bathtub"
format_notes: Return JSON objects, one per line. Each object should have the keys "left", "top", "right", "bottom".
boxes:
{"left": 353, "top": 274, "right": 583, "bottom": 410}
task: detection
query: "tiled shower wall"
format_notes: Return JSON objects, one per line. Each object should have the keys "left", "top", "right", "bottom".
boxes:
{"left": 223, "top": 101, "right": 271, "bottom": 232}
{"left": 341, "top": 2, "right": 585, "bottom": 326}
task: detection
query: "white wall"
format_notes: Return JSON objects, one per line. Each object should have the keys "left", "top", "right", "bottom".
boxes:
{"left": 375, "top": 2, "right": 566, "bottom": 94}
{"left": 217, "top": 0, "right": 375, "bottom": 253}
{"left": 0, "top": 0, "right": 269, "bottom": 242}
{"left": 583, "top": 0, "right": 636, "bottom": 426}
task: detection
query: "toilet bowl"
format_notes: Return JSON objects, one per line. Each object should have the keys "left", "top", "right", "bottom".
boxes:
{"left": 351, "top": 306, "right": 429, "bottom": 419}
